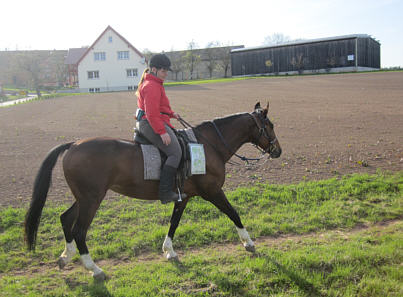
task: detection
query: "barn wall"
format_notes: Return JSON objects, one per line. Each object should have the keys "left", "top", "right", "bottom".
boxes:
{"left": 231, "top": 36, "right": 380, "bottom": 76}
{"left": 357, "top": 38, "right": 381, "bottom": 68}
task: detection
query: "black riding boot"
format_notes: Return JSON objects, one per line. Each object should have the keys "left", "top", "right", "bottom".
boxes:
{"left": 159, "top": 165, "right": 186, "bottom": 204}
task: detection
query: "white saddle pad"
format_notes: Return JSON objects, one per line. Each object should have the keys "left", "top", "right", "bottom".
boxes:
{"left": 140, "top": 128, "right": 203, "bottom": 180}
{"left": 141, "top": 144, "right": 162, "bottom": 180}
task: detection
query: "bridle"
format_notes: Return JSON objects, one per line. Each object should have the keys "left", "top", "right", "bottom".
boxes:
{"left": 178, "top": 112, "right": 278, "bottom": 165}
{"left": 249, "top": 112, "right": 278, "bottom": 155}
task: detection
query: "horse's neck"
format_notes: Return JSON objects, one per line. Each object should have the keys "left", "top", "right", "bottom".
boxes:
{"left": 201, "top": 113, "right": 252, "bottom": 162}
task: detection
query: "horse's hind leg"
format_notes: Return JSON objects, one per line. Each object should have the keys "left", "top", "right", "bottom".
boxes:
{"left": 72, "top": 197, "right": 105, "bottom": 281}
{"left": 202, "top": 189, "right": 255, "bottom": 253}
{"left": 58, "top": 202, "right": 78, "bottom": 269}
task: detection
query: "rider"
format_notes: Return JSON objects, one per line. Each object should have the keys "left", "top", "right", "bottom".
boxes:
{"left": 135, "top": 53, "right": 185, "bottom": 204}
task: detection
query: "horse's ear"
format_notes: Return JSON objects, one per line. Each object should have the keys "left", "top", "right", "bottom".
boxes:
{"left": 266, "top": 102, "right": 270, "bottom": 111}
{"left": 263, "top": 102, "right": 269, "bottom": 117}
{"left": 254, "top": 102, "right": 261, "bottom": 111}
{"left": 263, "top": 108, "right": 268, "bottom": 117}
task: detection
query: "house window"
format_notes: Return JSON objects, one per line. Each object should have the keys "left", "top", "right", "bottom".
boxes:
{"left": 94, "top": 52, "right": 106, "bottom": 61}
{"left": 127, "top": 68, "right": 138, "bottom": 77}
{"left": 108, "top": 36, "right": 112, "bottom": 43}
{"left": 89, "top": 88, "right": 100, "bottom": 93}
{"left": 88, "top": 71, "right": 99, "bottom": 79}
{"left": 118, "top": 51, "right": 129, "bottom": 60}
{"left": 128, "top": 86, "right": 133, "bottom": 90}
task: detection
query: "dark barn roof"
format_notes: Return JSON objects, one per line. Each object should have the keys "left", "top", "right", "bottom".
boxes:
{"left": 231, "top": 34, "right": 380, "bottom": 53}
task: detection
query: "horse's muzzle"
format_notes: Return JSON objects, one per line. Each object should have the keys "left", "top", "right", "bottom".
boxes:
{"left": 269, "top": 145, "right": 282, "bottom": 158}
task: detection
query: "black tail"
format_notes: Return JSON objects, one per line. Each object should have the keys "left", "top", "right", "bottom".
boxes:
{"left": 24, "top": 142, "right": 74, "bottom": 251}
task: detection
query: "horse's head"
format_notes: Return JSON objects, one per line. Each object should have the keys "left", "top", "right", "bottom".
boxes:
{"left": 250, "top": 102, "right": 282, "bottom": 158}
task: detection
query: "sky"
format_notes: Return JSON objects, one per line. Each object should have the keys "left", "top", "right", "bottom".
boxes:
{"left": 1, "top": 0, "right": 402, "bottom": 67}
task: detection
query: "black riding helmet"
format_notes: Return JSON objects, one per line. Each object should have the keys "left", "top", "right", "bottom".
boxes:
{"left": 149, "top": 54, "right": 172, "bottom": 71}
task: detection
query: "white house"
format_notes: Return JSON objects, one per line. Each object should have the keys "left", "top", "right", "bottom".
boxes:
{"left": 77, "top": 26, "right": 146, "bottom": 93}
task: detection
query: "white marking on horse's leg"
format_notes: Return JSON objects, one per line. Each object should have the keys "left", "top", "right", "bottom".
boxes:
{"left": 162, "top": 236, "right": 178, "bottom": 260}
{"left": 236, "top": 227, "right": 255, "bottom": 252}
{"left": 80, "top": 254, "right": 105, "bottom": 281}
{"left": 58, "top": 241, "right": 76, "bottom": 269}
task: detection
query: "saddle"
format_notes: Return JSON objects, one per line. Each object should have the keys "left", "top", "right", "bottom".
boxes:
{"left": 133, "top": 127, "right": 200, "bottom": 194}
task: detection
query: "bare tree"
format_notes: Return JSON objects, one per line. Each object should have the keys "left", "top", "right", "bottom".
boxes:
{"left": 216, "top": 45, "right": 232, "bottom": 78}
{"left": 55, "top": 61, "right": 67, "bottom": 87}
{"left": 326, "top": 56, "right": 337, "bottom": 72}
{"left": 205, "top": 41, "right": 221, "bottom": 78}
{"left": 169, "top": 53, "right": 184, "bottom": 81}
{"left": 142, "top": 49, "right": 154, "bottom": 66}
{"left": 263, "top": 33, "right": 292, "bottom": 46}
{"left": 14, "top": 52, "right": 43, "bottom": 97}
{"left": 183, "top": 40, "right": 201, "bottom": 80}
{"left": 291, "top": 53, "right": 305, "bottom": 74}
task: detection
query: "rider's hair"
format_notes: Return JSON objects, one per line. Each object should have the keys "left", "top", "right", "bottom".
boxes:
{"left": 135, "top": 68, "right": 150, "bottom": 97}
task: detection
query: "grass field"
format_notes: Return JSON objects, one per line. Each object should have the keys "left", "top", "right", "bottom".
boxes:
{"left": 0, "top": 171, "right": 402, "bottom": 296}
{"left": 163, "top": 69, "right": 403, "bottom": 87}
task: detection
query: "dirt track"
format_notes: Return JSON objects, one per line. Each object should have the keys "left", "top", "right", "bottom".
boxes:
{"left": 0, "top": 72, "right": 402, "bottom": 206}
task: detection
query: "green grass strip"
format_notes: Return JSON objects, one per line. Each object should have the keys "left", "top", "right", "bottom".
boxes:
{"left": 1, "top": 220, "right": 401, "bottom": 296}
{"left": 0, "top": 171, "right": 401, "bottom": 276}
{"left": 164, "top": 76, "right": 258, "bottom": 87}
{"left": 163, "top": 69, "right": 403, "bottom": 87}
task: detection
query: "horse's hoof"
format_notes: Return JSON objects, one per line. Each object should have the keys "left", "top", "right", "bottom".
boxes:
{"left": 164, "top": 250, "right": 178, "bottom": 262}
{"left": 93, "top": 271, "right": 106, "bottom": 282}
{"left": 167, "top": 255, "right": 180, "bottom": 262}
{"left": 245, "top": 244, "right": 256, "bottom": 253}
{"left": 57, "top": 257, "right": 67, "bottom": 269}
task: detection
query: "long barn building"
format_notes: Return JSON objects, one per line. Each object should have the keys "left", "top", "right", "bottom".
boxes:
{"left": 231, "top": 34, "right": 380, "bottom": 76}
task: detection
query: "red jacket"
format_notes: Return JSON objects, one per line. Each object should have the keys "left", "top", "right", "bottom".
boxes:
{"left": 137, "top": 73, "right": 175, "bottom": 135}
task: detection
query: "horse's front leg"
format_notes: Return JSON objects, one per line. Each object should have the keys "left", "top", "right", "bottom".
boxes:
{"left": 202, "top": 189, "right": 255, "bottom": 253}
{"left": 163, "top": 198, "right": 189, "bottom": 260}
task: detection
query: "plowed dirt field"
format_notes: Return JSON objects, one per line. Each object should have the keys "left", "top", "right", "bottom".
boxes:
{"left": 1, "top": 72, "right": 402, "bottom": 206}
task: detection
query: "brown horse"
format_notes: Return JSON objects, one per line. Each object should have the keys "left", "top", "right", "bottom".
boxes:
{"left": 24, "top": 102, "right": 281, "bottom": 281}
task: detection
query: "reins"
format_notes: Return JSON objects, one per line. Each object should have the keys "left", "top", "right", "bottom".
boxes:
{"left": 177, "top": 114, "right": 275, "bottom": 165}
{"left": 211, "top": 121, "right": 263, "bottom": 164}
{"left": 177, "top": 117, "right": 230, "bottom": 162}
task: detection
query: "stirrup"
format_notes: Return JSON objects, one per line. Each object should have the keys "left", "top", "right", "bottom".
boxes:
{"left": 160, "top": 192, "right": 179, "bottom": 204}
{"left": 159, "top": 190, "right": 187, "bottom": 204}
